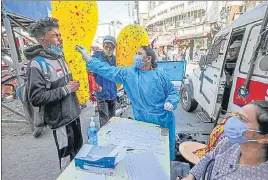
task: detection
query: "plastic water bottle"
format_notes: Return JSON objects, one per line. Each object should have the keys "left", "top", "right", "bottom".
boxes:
{"left": 88, "top": 117, "right": 98, "bottom": 145}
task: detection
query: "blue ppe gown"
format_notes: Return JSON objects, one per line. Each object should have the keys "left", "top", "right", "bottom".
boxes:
{"left": 86, "top": 58, "right": 180, "bottom": 160}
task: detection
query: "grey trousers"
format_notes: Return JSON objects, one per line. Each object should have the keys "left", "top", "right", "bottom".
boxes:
{"left": 97, "top": 98, "right": 116, "bottom": 128}
{"left": 53, "top": 118, "right": 83, "bottom": 171}
{"left": 170, "top": 161, "right": 191, "bottom": 180}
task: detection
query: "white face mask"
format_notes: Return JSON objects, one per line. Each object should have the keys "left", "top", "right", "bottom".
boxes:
{"left": 104, "top": 49, "right": 113, "bottom": 57}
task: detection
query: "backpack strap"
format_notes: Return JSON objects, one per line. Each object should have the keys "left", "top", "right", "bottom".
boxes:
{"left": 33, "top": 56, "right": 50, "bottom": 81}
{"left": 33, "top": 56, "right": 51, "bottom": 89}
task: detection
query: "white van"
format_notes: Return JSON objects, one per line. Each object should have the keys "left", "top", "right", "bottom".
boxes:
{"left": 180, "top": 2, "right": 268, "bottom": 124}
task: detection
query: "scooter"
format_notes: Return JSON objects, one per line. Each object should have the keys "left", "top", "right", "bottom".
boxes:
{"left": 115, "top": 86, "right": 131, "bottom": 117}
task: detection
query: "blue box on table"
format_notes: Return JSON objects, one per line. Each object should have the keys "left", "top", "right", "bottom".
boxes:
{"left": 74, "top": 144, "right": 126, "bottom": 175}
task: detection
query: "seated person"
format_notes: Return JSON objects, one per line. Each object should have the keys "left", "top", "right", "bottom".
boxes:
{"left": 192, "top": 114, "right": 233, "bottom": 159}
{"left": 177, "top": 113, "right": 237, "bottom": 167}
{"left": 222, "top": 40, "right": 242, "bottom": 111}
{"left": 225, "top": 40, "right": 242, "bottom": 81}
{"left": 176, "top": 100, "right": 268, "bottom": 180}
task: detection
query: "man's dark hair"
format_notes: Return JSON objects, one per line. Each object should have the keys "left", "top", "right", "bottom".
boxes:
{"left": 28, "top": 17, "right": 59, "bottom": 38}
{"left": 140, "top": 46, "right": 158, "bottom": 68}
{"left": 250, "top": 100, "right": 268, "bottom": 160}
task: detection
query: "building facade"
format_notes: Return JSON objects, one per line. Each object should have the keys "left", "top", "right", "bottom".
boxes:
{"left": 145, "top": 1, "right": 253, "bottom": 61}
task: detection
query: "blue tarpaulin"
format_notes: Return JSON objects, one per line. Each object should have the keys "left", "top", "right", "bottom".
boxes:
{"left": 156, "top": 61, "right": 186, "bottom": 81}
{"left": 2, "top": 1, "right": 51, "bottom": 20}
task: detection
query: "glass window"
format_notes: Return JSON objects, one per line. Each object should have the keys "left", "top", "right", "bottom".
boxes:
{"left": 240, "top": 25, "right": 268, "bottom": 77}
{"left": 206, "top": 34, "right": 228, "bottom": 65}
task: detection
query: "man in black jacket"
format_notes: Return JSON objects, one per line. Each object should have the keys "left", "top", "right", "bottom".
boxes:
{"left": 25, "top": 17, "right": 83, "bottom": 170}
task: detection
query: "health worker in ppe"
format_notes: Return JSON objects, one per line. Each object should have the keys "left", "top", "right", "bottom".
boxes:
{"left": 76, "top": 45, "right": 180, "bottom": 160}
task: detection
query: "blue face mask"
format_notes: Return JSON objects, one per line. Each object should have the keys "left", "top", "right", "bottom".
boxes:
{"left": 134, "top": 55, "right": 145, "bottom": 69}
{"left": 50, "top": 44, "right": 63, "bottom": 56}
{"left": 224, "top": 116, "right": 261, "bottom": 144}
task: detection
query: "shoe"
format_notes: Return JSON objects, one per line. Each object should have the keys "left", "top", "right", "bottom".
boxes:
{"left": 33, "top": 127, "right": 43, "bottom": 138}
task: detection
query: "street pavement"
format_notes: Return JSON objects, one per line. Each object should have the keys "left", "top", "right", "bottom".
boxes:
{"left": 1, "top": 63, "right": 215, "bottom": 180}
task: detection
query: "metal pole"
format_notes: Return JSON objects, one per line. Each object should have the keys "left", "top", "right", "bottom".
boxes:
{"left": 13, "top": 29, "right": 36, "bottom": 44}
{"left": 128, "top": 3, "right": 132, "bottom": 24}
{"left": 109, "top": 24, "right": 111, "bottom": 35}
{"left": 245, "top": 5, "right": 268, "bottom": 89}
{"left": 1, "top": 103, "right": 26, "bottom": 118}
{"left": 136, "top": 1, "right": 140, "bottom": 24}
{"left": 132, "top": 2, "right": 135, "bottom": 23}
{"left": 112, "top": 21, "right": 116, "bottom": 37}
{"left": 2, "top": 12, "right": 33, "bottom": 129}
{"left": 3, "top": 14, "right": 23, "bottom": 85}
{"left": 16, "top": 27, "right": 25, "bottom": 56}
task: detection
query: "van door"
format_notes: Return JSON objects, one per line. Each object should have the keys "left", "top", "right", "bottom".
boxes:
{"left": 230, "top": 23, "right": 268, "bottom": 111}
{"left": 194, "top": 33, "right": 230, "bottom": 118}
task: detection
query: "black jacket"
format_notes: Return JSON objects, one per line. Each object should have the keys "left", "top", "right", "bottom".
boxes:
{"left": 24, "top": 45, "right": 80, "bottom": 129}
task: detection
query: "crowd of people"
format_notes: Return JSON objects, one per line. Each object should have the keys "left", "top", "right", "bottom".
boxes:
{"left": 21, "top": 17, "right": 268, "bottom": 179}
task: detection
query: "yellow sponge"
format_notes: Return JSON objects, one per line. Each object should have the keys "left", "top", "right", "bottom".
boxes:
{"left": 52, "top": 1, "right": 98, "bottom": 104}
{"left": 116, "top": 24, "right": 149, "bottom": 67}
{"left": 116, "top": 24, "right": 149, "bottom": 89}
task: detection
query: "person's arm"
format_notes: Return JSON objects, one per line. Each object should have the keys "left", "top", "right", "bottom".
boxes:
{"left": 86, "top": 57, "right": 127, "bottom": 84}
{"left": 27, "top": 65, "right": 72, "bottom": 107}
{"left": 76, "top": 45, "right": 128, "bottom": 84}
{"left": 160, "top": 71, "right": 180, "bottom": 110}
{"left": 188, "top": 138, "right": 229, "bottom": 180}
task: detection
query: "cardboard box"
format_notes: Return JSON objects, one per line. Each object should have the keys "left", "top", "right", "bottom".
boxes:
{"left": 74, "top": 144, "right": 126, "bottom": 175}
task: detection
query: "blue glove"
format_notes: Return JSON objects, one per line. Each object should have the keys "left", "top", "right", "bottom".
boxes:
{"left": 75, "top": 45, "right": 91, "bottom": 62}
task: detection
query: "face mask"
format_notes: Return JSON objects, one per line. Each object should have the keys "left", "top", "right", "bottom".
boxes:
{"left": 134, "top": 55, "right": 145, "bottom": 69}
{"left": 104, "top": 49, "right": 113, "bottom": 57}
{"left": 224, "top": 116, "right": 261, "bottom": 144}
{"left": 50, "top": 44, "right": 63, "bottom": 56}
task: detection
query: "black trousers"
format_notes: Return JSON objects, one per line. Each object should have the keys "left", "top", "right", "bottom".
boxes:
{"left": 97, "top": 98, "right": 116, "bottom": 128}
{"left": 222, "top": 87, "right": 231, "bottom": 111}
{"left": 53, "top": 118, "right": 83, "bottom": 171}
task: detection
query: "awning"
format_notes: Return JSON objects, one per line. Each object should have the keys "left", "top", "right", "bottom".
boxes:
{"left": 155, "top": 34, "right": 175, "bottom": 46}
{"left": 1, "top": 11, "right": 36, "bottom": 29}
{"left": 176, "top": 32, "right": 209, "bottom": 41}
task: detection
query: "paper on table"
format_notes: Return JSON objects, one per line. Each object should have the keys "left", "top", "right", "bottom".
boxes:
{"left": 100, "top": 121, "right": 166, "bottom": 154}
{"left": 124, "top": 151, "right": 169, "bottom": 180}
{"left": 111, "top": 141, "right": 162, "bottom": 154}
{"left": 82, "top": 173, "right": 105, "bottom": 180}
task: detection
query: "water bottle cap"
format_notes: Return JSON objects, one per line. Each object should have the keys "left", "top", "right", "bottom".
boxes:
{"left": 90, "top": 117, "right": 95, "bottom": 127}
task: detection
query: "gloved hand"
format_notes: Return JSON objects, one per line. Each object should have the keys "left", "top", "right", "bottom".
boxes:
{"left": 164, "top": 102, "right": 174, "bottom": 111}
{"left": 75, "top": 45, "right": 91, "bottom": 62}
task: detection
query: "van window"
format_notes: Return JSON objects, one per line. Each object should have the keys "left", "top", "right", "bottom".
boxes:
{"left": 220, "top": 30, "right": 245, "bottom": 111}
{"left": 206, "top": 34, "right": 228, "bottom": 65}
{"left": 240, "top": 24, "right": 268, "bottom": 77}
{"left": 223, "top": 29, "right": 245, "bottom": 75}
